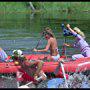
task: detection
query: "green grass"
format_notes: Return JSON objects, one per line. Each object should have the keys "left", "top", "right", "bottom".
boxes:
{"left": 0, "top": 2, "right": 30, "bottom": 13}
{"left": 32, "top": 2, "right": 90, "bottom": 12}
{"left": 0, "top": 2, "right": 90, "bottom": 13}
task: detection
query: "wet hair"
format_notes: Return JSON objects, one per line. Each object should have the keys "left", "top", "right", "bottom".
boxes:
{"left": 73, "top": 27, "right": 85, "bottom": 39}
{"left": 43, "top": 27, "right": 55, "bottom": 38}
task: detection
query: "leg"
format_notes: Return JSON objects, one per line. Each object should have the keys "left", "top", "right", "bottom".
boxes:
{"left": 72, "top": 54, "right": 84, "bottom": 60}
{"left": 34, "top": 60, "right": 44, "bottom": 79}
{"left": 38, "top": 70, "right": 47, "bottom": 80}
{"left": 85, "top": 50, "right": 90, "bottom": 57}
{"left": 24, "top": 60, "right": 44, "bottom": 79}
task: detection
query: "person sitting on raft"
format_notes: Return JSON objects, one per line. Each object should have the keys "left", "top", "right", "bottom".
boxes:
{"left": 33, "top": 27, "right": 60, "bottom": 62}
{"left": 11, "top": 49, "right": 47, "bottom": 81}
{"left": 64, "top": 24, "right": 90, "bottom": 60}
{"left": 0, "top": 47, "right": 8, "bottom": 62}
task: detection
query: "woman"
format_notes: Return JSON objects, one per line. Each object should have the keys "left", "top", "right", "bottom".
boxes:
{"left": 64, "top": 24, "right": 90, "bottom": 60}
{"left": 33, "top": 27, "right": 60, "bottom": 61}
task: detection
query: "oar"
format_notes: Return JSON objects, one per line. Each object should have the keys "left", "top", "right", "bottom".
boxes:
{"left": 54, "top": 23, "right": 69, "bottom": 88}
{"left": 35, "top": 36, "right": 44, "bottom": 49}
{"left": 61, "top": 23, "right": 67, "bottom": 58}
{"left": 18, "top": 73, "right": 47, "bottom": 88}
{"left": 54, "top": 61, "right": 68, "bottom": 88}
{"left": 18, "top": 76, "right": 42, "bottom": 88}
{"left": 54, "top": 24, "right": 69, "bottom": 74}
{"left": 18, "top": 76, "right": 41, "bottom": 88}
{"left": 60, "top": 62, "right": 68, "bottom": 88}
{"left": 30, "top": 33, "right": 44, "bottom": 51}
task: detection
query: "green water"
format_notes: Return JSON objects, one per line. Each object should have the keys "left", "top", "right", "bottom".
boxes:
{"left": 0, "top": 11, "right": 90, "bottom": 56}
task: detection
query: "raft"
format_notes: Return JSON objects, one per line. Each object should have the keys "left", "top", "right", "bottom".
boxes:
{"left": 23, "top": 54, "right": 90, "bottom": 73}
{"left": 42, "top": 57, "right": 90, "bottom": 73}
{"left": 0, "top": 54, "right": 90, "bottom": 74}
{"left": 0, "top": 62, "right": 21, "bottom": 74}
{"left": 18, "top": 54, "right": 90, "bottom": 81}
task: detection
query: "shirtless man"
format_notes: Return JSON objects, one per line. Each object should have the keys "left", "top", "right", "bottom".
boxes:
{"left": 12, "top": 50, "right": 47, "bottom": 81}
{"left": 33, "top": 27, "right": 60, "bottom": 61}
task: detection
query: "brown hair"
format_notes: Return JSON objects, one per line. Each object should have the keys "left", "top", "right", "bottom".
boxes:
{"left": 43, "top": 27, "right": 55, "bottom": 38}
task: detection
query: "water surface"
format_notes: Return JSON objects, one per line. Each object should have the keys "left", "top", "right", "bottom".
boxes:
{"left": 0, "top": 11, "right": 90, "bottom": 57}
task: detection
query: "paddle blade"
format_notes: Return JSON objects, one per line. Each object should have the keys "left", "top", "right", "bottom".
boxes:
{"left": 61, "top": 23, "right": 73, "bottom": 36}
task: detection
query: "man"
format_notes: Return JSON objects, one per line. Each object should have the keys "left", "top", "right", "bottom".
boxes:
{"left": 33, "top": 27, "right": 60, "bottom": 61}
{"left": 12, "top": 50, "right": 47, "bottom": 82}
{"left": 0, "top": 47, "right": 8, "bottom": 62}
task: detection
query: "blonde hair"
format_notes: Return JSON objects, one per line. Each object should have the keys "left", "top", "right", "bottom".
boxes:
{"left": 44, "top": 27, "right": 55, "bottom": 38}
{"left": 73, "top": 27, "right": 85, "bottom": 38}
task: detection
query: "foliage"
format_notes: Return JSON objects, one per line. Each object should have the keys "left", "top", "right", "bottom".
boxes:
{"left": 0, "top": 2, "right": 90, "bottom": 13}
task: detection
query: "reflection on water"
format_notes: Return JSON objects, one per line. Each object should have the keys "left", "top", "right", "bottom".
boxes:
{"left": 0, "top": 11, "right": 90, "bottom": 56}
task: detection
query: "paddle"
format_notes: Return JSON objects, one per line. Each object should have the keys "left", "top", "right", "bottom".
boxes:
{"left": 61, "top": 23, "right": 73, "bottom": 57}
{"left": 18, "top": 72, "right": 47, "bottom": 88}
{"left": 61, "top": 23, "right": 72, "bottom": 88}
{"left": 54, "top": 23, "right": 69, "bottom": 74}
{"left": 18, "top": 76, "right": 43, "bottom": 88}
{"left": 35, "top": 36, "right": 44, "bottom": 49}
{"left": 54, "top": 23, "right": 70, "bottom": 88}
{"left": 30, "top": 32, "right": 44, "bottom": 51}
{"left": 60, "top": 62, "right": 68, "bottom": 88}
{"left": 54, "top": 61, "right": 68, "bottom": 88}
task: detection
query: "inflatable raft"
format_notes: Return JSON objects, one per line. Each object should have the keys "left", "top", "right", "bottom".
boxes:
{"left": 0, "top": 54, "right": 90, "bottom": 74}
{"left": 42, "top": 57, "right": 90, "bottom": 73}
{"left": 17, "top": 54, "right": 90, "bottom": 82}
{"left": 20, "top": 54, "right": 90, "bottom": 73}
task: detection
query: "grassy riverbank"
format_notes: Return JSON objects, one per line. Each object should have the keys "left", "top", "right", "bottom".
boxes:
{"left": 0, "top": 2, "right": 30, "bottom": 14}
{"left": 0, "top": 2, "right": 90, "bottom": 14}
{"left": 33, "top": 2, "right": 90, "bottom": 12}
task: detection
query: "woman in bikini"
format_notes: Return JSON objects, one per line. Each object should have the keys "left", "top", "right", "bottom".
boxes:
{"left": 33, "top": 27, "right": 60, "bottom": 61}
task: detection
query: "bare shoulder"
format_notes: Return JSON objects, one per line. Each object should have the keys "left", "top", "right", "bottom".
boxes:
{"left": 50, "top": 37, "right": 56, "bottom": 42}
{"left": 49, "top": 37, "right": 55, "bottom": 40}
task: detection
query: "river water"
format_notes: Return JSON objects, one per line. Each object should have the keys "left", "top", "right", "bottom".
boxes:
{"left": 0, "top": 11, "right": 90, "bottom": 88}
{"left": 0, "top": 11, "right": 90, "bottom": 56}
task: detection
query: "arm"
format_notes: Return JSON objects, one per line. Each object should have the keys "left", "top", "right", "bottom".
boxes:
{"left": 66, "top": 24, "right": 77, "bottom": 36}
{"left": 64, "top": 43, "right": 74, "bottom": 47}
{"left": 66, "top": 24, "right": 83, "bottom": 42}
{"left": 33, "top": 40, "right": 51, "bottom": 52}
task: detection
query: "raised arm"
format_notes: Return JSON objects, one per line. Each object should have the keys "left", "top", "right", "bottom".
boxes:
{"left": 66, "top": 24, "right": 77, "bottom": 35}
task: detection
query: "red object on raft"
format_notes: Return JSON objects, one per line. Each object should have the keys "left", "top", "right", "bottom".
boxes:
{"left": 0, "top": 54, "right": 90, "bottom": 74}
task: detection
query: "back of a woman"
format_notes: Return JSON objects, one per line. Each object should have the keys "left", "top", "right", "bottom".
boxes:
{"left": 65, "top": 24, "right": 90, "bottom": 60}
{"left": 49, "top": 37, "right": 59, "bottom": 56}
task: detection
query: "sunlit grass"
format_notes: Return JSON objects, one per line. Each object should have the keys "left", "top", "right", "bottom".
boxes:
{"left": 0, "top": 2, "right": 90, "bottom": 13}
